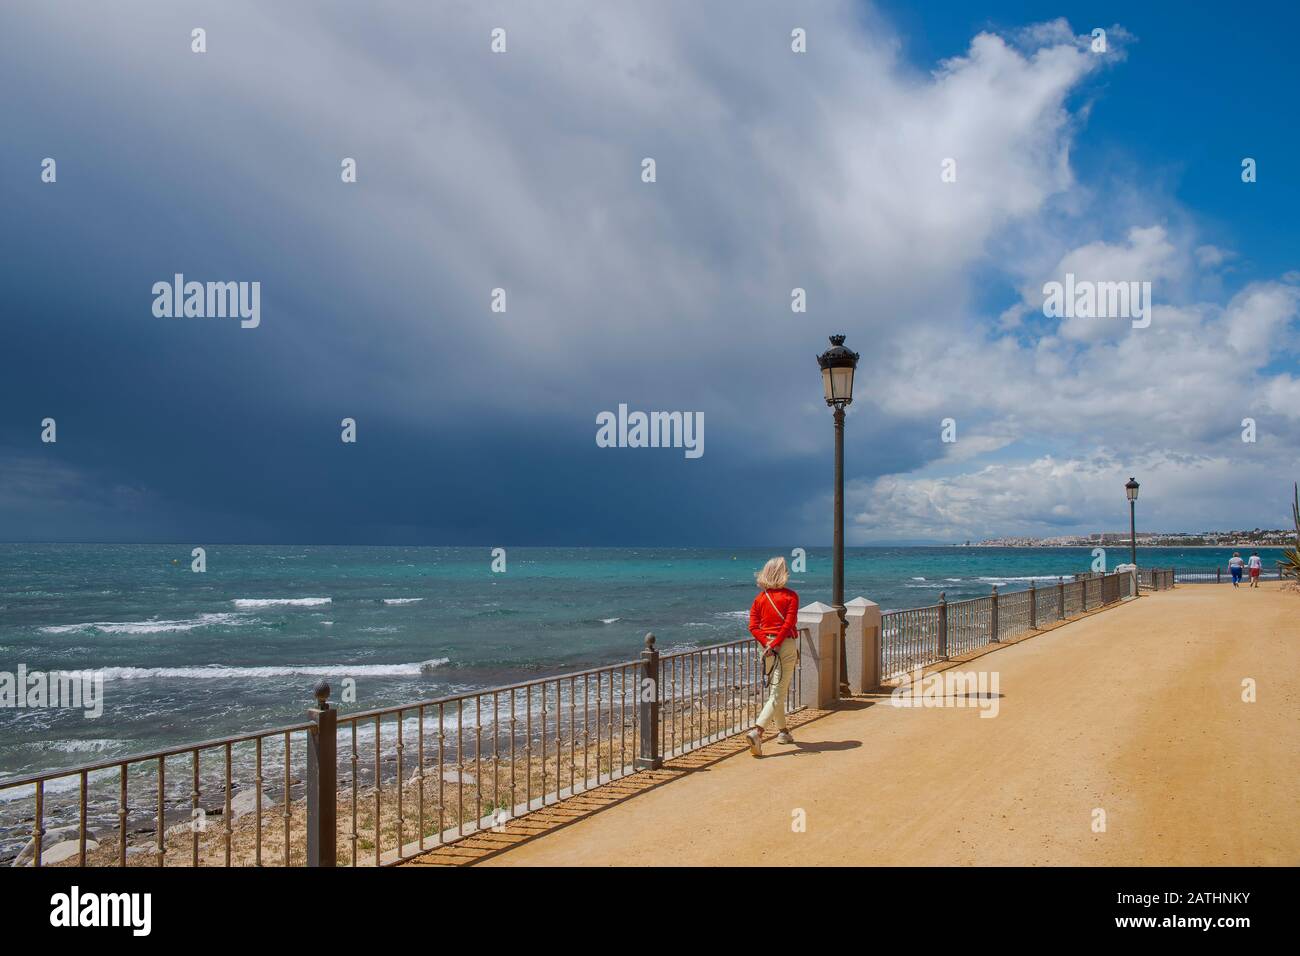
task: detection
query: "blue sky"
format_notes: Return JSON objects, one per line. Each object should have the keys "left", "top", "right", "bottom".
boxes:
{"left": 1, "top": 1, "right": 1297, "bottom": 545}
{"left": 880, "top": 0, "right": 1299, "bottom": 280}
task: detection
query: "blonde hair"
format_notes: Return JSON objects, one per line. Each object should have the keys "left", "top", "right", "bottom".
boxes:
{"left": 755, "top": 556, "right": 789, "bottom": 591}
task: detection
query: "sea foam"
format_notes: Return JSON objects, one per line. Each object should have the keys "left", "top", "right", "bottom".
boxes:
{"left": 84, "top": 660, "right": 451, "bottom": 681}
{"left": 232, "top": 597, "right": 331, "bottom": 608}
{"left": 977, "top": 575, "right": 1063, "bottom": 583}
{"left": 41, "top": 612, "right": 253, "bottom": 635}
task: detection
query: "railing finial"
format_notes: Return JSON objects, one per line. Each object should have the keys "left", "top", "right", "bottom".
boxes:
{"left": 313, "top": 680, "right": 331, "bottom": 711}
{"left": 644, "top": 632, "right": 656, "bottom": 649}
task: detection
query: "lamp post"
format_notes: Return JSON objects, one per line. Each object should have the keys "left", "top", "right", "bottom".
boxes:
{"left": 1126, "top": 477, "right": 1140, "bottom": 568}
{"left": 817, "top": 334, "right": 859, "bottom": 694}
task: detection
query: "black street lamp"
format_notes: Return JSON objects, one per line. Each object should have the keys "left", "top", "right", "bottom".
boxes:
{"left": 817, "top": 334, "right": 859, "bottom": 693}
{"left": 1126, "top": 477, "right": 1140, "bottom": 568}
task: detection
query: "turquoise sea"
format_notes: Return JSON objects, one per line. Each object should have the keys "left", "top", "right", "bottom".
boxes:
{"left": 0, "top": 543, "right": 1287, "bottom": 783}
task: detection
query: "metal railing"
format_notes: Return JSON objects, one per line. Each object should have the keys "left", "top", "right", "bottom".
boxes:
{"left": 880, "top": 570, "right": 1136, "bottom": 681}
{"left": 1035, "top": 577, "right": 1063, "bottom": 623}
{"left": 0, "top": 721, "right": 316, "bottom": 868}
{"left": 333, "top": 653, "right": 650, "bottom": 867}
{"left": 999, "top": 587, "right": 1033, "bottom": 640}
{"left": 942, "top": 593, "right": 993, "bottom": 659}
{"left": 1138, "top": 567, "right": 1175, "bottom": 590}
{"left": 879, "top": 603, "right": 942, "bottom": 679}
{"left": 1, "top": 629, "right": 805, "bottom": 868}
{"left": 1173, "top": 566, "right": 1282, "bottom": 584}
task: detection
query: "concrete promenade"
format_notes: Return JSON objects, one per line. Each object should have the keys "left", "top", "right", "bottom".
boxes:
{"left": 404, "top": 583, "right": 1298, "bottom": 867}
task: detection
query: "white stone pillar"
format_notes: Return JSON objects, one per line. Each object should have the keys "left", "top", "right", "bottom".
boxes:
{"left": 844, "top": 597, "right": 881, "bottom": 693}
{"left": 796, "top": 602, "right": 840, "bottom": 709}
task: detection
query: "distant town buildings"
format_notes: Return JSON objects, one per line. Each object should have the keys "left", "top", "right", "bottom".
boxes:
{"left": 973, "top": 530, "right": 1292, "bottom": 547}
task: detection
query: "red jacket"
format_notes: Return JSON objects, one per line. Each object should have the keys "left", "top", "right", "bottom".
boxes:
{"left": 748, "top": 587, "right": 799, "bottom": 649}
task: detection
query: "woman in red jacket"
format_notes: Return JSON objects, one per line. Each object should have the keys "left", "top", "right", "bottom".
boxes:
{"left": 745, "top": 556, "right": 799, "bottom": 756}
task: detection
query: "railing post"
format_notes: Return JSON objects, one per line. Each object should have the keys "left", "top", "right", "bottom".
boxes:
{"left": 844, "top": 597, "right": 881, "bottom": 694}
{"left": 1028, "top": 580, "right": 1037, "bottom": 629}
{"left": 306, "top": 680, "right": 337, "bottom": 867}
{"left": 989, "top": 585, "right": 1000, "bottom": 643}
{"left": 635, "top": 634, "right": 662, "bottom": 770}
{"left": 1217, "top": 567, "right": 1221, "bottom": 583}
{"left": 1058, "top": 576, "right": 1064, "bottom": 617}
{"left": 796, "top": 602, "right": 840, "bottom": 708}
{"left": 937, "top": 592, "right": 948, "bottom": 660}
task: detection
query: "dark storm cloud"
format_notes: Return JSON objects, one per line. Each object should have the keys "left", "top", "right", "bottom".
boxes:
{"left": 7, "top": 3, "right": 1267, "bottom": 544}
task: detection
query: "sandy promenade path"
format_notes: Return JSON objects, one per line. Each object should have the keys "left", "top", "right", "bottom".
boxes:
{"left": 409, "top": 583, "right": 1298, "bottom": 867}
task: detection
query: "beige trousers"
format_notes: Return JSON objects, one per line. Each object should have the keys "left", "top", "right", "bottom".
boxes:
{"left": 755, "top": 639, "right": 799, "bottom": 731}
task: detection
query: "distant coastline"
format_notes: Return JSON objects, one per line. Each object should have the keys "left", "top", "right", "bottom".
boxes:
{"left": 969, "top": 543, "right": 1288, "bottom": 549}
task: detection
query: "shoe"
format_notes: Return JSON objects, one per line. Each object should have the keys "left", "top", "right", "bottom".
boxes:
{"left": 776, "top": 730, "right": 795, "bottom": 745}
{"left": 745, "top": 728, "right": 763, "bottom": 757}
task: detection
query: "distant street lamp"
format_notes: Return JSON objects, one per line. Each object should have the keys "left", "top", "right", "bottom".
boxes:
{"left": 1126, "top": 477, "right": 1140, "bottom": 568}
{"left": 817, "top": 334, "right": 859, "bottom": 693}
